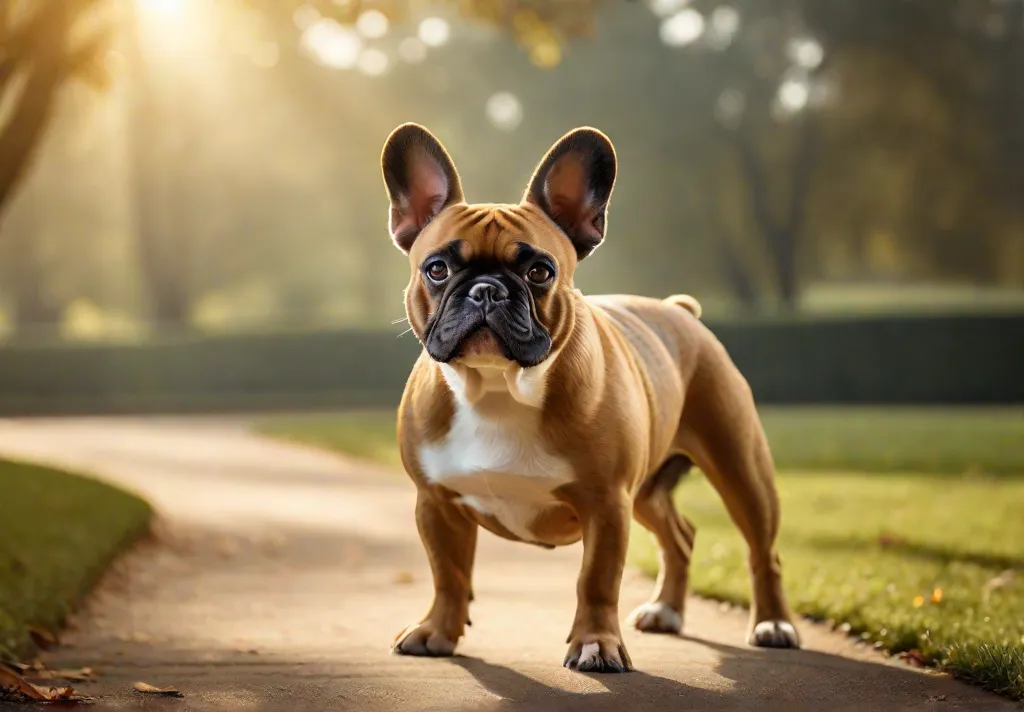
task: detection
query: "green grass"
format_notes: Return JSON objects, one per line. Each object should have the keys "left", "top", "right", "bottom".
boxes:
{"left": 0, "top": 460, "right": 152, "bottom": 660}
{"left": 632, "top": 471, "right": 1024, "bottom": 700}
{"left": 758, "top": 407, "right": 1024, "bottom": 475}
{"left": 256, "top": 407, "right": 1024, "bottom": 700}
{"left": 259, "top": 411, "right": 403, "bottom": 469}
{"left": 260, "top": 407, "right": 1024, "bottom": 476}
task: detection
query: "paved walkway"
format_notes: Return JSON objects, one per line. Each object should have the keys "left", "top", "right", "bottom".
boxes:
{"left": 0, "top": 417, "right": 1014, "bottom": 711}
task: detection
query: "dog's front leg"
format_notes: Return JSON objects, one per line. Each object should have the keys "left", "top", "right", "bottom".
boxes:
{"left": 392, "top": 489, "right": 477, "bottom": 657}
{"left": 563, "top": 488, "right": 633, "bottom": 673}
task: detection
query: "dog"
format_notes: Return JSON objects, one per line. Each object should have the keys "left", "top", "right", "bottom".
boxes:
{"left": 383, "top": 123, "right": 799, "bottom": 673}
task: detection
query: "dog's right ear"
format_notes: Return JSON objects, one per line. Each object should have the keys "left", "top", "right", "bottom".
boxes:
{"left": 381, "top": 123, "right": 464, "bottom": 253}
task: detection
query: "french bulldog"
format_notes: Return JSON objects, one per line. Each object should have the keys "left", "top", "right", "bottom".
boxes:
{"left": 383, "top": 123, "right": 799, "bottom": 673}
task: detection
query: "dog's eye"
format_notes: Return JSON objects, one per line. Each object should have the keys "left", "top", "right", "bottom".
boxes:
{"left": 527, "top": 265, "right": 553, "bottom": 284}
{"left": 426, "top": 261, "right": 449, "bottom": 282}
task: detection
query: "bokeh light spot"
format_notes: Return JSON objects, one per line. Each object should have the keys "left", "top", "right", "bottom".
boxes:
{"left": 357, "top": 48, "right": 390, "bottom": 76}
{"left": 356, "top": 10, "right": 389, "bottom": 39}
{"left": 293, "top": 3, "right": 320, "bottom": 31}
{"left": 707, "top": 5, "right": 740, "bottom": 49}
{"left": 715, "top": 88, "right": 746, "bottom": 128}
{"left": 778, "top": 79, "right": 810, "bottom": 113}
{"left": 419, "top": 17, "right": 451, "bottom": 47}
{"left": 398, "top": 37, "right": 428, "bottom": 64}
{"left": 660, "top": 9, "right": 705, "bottom": 47}
{"left": 529, "top": 40, "right": 562, "bottom": 68}
{"left": 648, "top": 0, "right": 690, "bottom": 19}
{"left": 302, "top": 19, "right": 362, "bottom": 69}
{"left": 788, "top": 37, "right": 825, "bottom": 70}
{"left": 486, "top": 92, "right": 523, "bottom": 132}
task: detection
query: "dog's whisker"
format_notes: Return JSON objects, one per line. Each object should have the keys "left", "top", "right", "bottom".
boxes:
{"left": 397, "top": 326, "right": 415, "bottom": 338}
{"left": 392, "top": 316, "right": 409, "bottom": 325}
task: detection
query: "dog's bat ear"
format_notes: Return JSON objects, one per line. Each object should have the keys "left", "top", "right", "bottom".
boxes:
{"left": 381, "top": 123, "right": 464, "bottom": 253}
{"left": 523, "top": 127, "right": 616, "bottom": 260}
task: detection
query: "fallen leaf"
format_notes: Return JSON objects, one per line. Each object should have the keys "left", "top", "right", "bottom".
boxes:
{"left": 393, "top": 571, "right": 414, "bottom": 585}
{"left": 912, "top": 595, "right": 925, "bottom": 608}
{"left": 930, "top": 588, "right": 943, "bottom": 604}
{"left": 134, "top": 681, "right": 183, "bottom": 697}
{"left": 0, "top": 665, "right": 85, "bottom": 702}
{"left": 28, "top": 626, "right": 59, "bottom": 650}
{"left": 899, "top": 649, "right": 929, "bottom": 668}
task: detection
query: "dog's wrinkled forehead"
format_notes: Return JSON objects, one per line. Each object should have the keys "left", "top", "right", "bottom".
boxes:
{"left": 409, "top": 203, "right": 574, "bottom": 269}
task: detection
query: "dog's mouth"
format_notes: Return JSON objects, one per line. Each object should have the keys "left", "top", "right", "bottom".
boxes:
{"left": 424, "top": 296, "right": 552, "bottom": 368}
{"left": 455, "top": 327, "right": 511, "bottom": 367}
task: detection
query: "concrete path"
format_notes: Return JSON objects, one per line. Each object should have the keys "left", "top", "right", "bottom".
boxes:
{"left": 0, "top": 417, "right": 1014, "bottom": 712}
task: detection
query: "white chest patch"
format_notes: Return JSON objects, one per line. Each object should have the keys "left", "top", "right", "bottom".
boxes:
{"left": 419, "top": 364, "right": 574, "bottom": 542}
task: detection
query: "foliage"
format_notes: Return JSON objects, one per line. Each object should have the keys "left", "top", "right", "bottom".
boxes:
{"left": 2, "top": 1, "right": 1023, "bottom": 332}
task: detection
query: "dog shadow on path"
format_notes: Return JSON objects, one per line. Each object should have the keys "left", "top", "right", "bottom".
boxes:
{"left": 444, "top": 655, "right": 731, "bottom": 712}
{"left": 442, "top": 633, "right": 1005, "bottom": 712}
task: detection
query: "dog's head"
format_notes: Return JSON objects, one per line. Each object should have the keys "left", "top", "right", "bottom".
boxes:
{"left": 381, "top": 123, "right": 616, "bottom": 371}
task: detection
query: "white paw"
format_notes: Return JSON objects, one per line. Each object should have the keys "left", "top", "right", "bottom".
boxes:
{"left": 392, "top": 623, "right": 458, "bottom": 657}
{"left": 578, "top": 642, "right": 601, "bottom": 668}
{"left": 749, "top": 620, "right": 800, "bottom": 649}
{"left": 627, "top": 602, "right": 683, "bottom": 634}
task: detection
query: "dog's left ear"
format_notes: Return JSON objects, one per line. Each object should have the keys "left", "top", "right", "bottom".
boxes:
{"left": 523, "top": 127, "right": 617, "bottom": 260}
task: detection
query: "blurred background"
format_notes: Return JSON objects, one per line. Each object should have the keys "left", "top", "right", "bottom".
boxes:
{"left": 0, "top": 0, "right": 1021, "bottom": 411}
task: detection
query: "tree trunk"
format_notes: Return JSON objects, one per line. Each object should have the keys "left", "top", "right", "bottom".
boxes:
{"left": 0, "top": 3, "right": 76, "bottom": 224}
{"left": 0, "top": 1, "right": 106, "bottom": 335}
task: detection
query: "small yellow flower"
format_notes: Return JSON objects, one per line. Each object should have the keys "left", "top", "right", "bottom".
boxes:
{"left": 930, "top": 588, "right": 943, "bottom": 604}
{"left": 912, "top": 595, "right": 925, "bottom": 608}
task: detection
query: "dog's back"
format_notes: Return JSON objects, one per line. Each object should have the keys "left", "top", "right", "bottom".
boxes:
{"left": 585, "top": 292, "right": 707, "bottom": 390}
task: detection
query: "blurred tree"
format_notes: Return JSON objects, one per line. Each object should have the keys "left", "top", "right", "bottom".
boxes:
{"left": 0, "top": 0, "right": 112, "bottom": 331}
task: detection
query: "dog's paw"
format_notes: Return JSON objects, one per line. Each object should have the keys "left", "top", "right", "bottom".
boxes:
{"left": 627, "top": 602, "right": 682, "bottom": 635}
{"left": 748, "top": 620, "right": 800, "bottom": 649}
{"left": 392, "top": 621, "right": 458, "bottom": 657}
{"left": 563, "top": 637, "right": 633, "bottom": 673}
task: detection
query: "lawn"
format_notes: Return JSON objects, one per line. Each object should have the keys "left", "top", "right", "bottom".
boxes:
{"left": 0, "top": 460, "right": 152, "bottom": 661}
{"left": 257, "top": 407, "right": 1024, "bottom": 700}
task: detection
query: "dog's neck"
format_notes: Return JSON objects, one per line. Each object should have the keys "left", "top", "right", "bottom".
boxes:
{"left": 438, "top": 355, "right": 557, "bottom": 411}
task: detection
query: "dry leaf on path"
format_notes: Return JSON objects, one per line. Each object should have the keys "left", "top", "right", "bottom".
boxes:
{"left": 134, "top": 681, "right": 184, "bottom": 697}
{"left": 393, "top": 571, "right": 414, "bottom": 585}
{"left": 1, "top": 665, "right": 85, "bottom": 702}
{"left": 899, "top": 649, "right": 929, "bottom": 668}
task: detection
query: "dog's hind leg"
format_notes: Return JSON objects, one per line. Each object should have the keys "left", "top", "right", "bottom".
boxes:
{"left": 627, "top": 455, "right": 696, "bottom": 635}
{"left": 677, "top": 345, "right": 800, "bottom": 649}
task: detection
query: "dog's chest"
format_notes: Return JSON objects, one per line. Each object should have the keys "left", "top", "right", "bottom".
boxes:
{"left": 418, "top": 405, "right": 574, "bottom": 542}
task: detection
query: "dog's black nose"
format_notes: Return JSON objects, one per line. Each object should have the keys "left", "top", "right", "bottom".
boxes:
{"left": 468, "top": 279, "right": 508, "bottom": 305}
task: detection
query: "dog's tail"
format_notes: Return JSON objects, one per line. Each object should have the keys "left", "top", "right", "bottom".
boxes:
{"left": 663, "top": 294, "right": 702, "bottom": 320}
